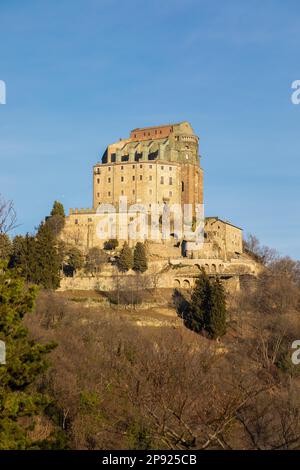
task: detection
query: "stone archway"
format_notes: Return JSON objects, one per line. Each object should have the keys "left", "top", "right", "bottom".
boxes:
{"left": 183, "top": 279, "right": 190, "bottom": 289}
{"left": 174, "top": 279, "right": 181, "bottom": 288}
{"left": 211, "top": 264, "right": 217, "bottom": 274}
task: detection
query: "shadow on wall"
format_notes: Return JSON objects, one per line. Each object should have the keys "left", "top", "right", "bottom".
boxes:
{"left": 172, "top": 288, "right": 190, "bottom": 325}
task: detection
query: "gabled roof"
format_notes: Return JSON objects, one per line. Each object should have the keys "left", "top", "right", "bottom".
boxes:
{"left": 205, "top": 216, "right": 242, "bottom": 231}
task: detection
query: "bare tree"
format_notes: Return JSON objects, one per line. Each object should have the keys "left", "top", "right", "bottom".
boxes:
{"left": 0, "top": 195, "right": 17, "bottom": 234}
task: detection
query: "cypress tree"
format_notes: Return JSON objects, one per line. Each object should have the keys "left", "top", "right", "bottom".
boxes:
{"left": 118, "top": 242, "right": 133, "bottom": 272}
{"left": 189, "top": 270, "right": 227, "bottom": 339}
{"left": 133, "top": 242, "right": 148, "bottom": 273}
{"left": 50, "top": 201, "right": 65, "bottom": 218}
{"left": 33, "top": 223, "right": 61, "bottom": 289}
{"left": 205, "top": 278, "right": 227, "bottom": 339}
{"left": 46, "top": 201, "right": 65, "bottom": 237}
{"left": 189, "top": 268, "right": 210, "bottom": 332}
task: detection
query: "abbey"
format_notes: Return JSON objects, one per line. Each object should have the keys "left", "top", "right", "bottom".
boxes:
{"left": 60, "top": 121, "right": 257, "bottom": 289}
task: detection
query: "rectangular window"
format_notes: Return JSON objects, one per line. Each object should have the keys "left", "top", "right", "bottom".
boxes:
{"left": 160, "top": 176, "right": 164, "bottom": 184}
{"left": 169, "top": 191, "right": 172, "bottom": 197}
{"left": 161, "top": 166, "right": 164, "bottom": 170}
{"left": 149, "top": 189, "right": 152, "bottom": 195}
{"left": 149, "top": 165, "right": 152, "bottom": 169}
{"left": 108, "top": 177, "right": 111, "bottom": 183}
{"left": 132, "top": 164, "right": 135, "bottom": 169}
{"left": 169, "top": 167, "right": 172, "bottom": 171}
{"left": 108, "top": 167, "right": 111, "bottom": 171}
{"left": 121, "top": 190, "right": 124, "bottom": 195}
{"left": 97, "top": 192, "right": 100, "bottom": 197}
{"left": 108, "top": 191, "right": 111, "bottom": 196}
{"left": 132, "top": 175, "right": 135, "bottom": 181}
{"left": 149, "top": 175, "right": 152, "bottom": 181}
{"left": 140, "top": 164, "right": 142, "bottom": 169}
{"left": 121, "top": 176, "right": 124, "bottom": 182}
{"left": 75, "top": 219, "right": 78, "bottom": 225}
{"left": 132, "top": 189, "right": 135, "bottom": 194}
{"left": 169, "top": 177, "right": 172, "bottom": 185}
{"left": 88, "top": 218, "right": 92, "bottom": 222}
{"left": 121, "top": 165, "right": 124, "bottom": 170}
{"left": 140, "top": 175, "right": 142, "bottom": 180}
{"left": 97, "top": 178, "right": 100, "bottom": 184}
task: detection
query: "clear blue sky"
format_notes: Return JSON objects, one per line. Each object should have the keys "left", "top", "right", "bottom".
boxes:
{"left": 0, "top": 0, "right": 299, "bottom": 258}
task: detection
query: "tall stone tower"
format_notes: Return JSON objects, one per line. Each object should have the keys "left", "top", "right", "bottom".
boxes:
{"left": 93, "top": 121, "right": 203, "bottom": 211}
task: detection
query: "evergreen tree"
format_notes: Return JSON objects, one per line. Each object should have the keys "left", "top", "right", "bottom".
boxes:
{"left": 133, "top": 242, "right": 148, "bottom": 273}
{"left": 33, "top": 223, "right": 61, "bottom": 289}
{"left": 64, "top": 246, "right": 84, "bottom": 276}
{"left": 0, "top": 264, "right": 56, "bottom": 449}
{"left": 46, "top": 201, "right": 65, "bottom": 237}
{"left": 189, "top": 268, "right": 210, "bottom": 332}
{"left": 9, "top": 234, "right": 36, "bottom": 282}
{"left": 205, "top": 278, "right": 227, "bottom": 339}
{"left": 118, "top": 242, "right": 133, "bottom": 272}
{"left": 0, "top": 234, "right": 12, "bottom": 261}
{"left": 50, "top": 200, "right": 65, "bottom": 218}
{"left": 189, "top": 270, "right": 227, "bottom": 339}
{"left": 104, "top": 239, "right": 119, "bottom": 251}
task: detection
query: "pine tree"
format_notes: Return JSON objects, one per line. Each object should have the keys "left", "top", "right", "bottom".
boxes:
{"left": 133, "top": 242, "right": 148, "bottom": 273}
{"left": 118, "top": 242, "right": 133, "bottom": 272}
{"left": 0, "top": 264, "right": 57, "bottom": 449}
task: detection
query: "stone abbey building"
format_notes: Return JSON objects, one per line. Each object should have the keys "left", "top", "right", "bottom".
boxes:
{"left": 61, "top": 121, "right": 245, "bottom": 262}
{"left": 93, "top": 121, "right": 203, "bottom": 210}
